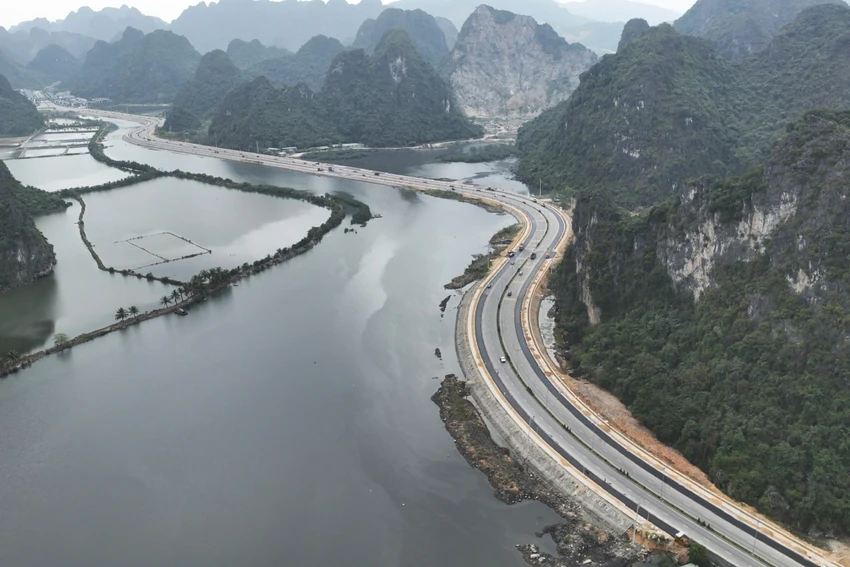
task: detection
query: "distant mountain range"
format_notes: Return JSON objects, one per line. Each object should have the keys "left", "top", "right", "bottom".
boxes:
{"left": 7, "top": 0, "right": 685, "bottom": 63}
{"left": 170, "top": 0, "right": 385, "bottom": 53}
{"left": 352, "top": 8, "right": 449, "bottom": 68}
{"left": 563, "top": 0, "right": 680, "bottom": 25}
{"left": 10, "top": 5, "right": 168, "bottom": 42}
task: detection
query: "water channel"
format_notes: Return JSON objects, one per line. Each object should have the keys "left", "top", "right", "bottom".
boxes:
{"left": 0, "top": 122, "right": 561, "bottom": 566}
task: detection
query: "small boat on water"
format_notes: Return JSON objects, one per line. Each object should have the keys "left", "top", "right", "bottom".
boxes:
{"left": 175, "top": 308, "right": 188, "bottom": 316}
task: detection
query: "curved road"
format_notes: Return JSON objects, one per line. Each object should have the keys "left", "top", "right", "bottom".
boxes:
{"left": 81, "top": 110, "right": 835, "bottom": 567}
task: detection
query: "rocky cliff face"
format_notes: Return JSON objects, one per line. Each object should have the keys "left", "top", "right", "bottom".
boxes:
{"left": 550, "top": 111, "right": 850, "bottom": 532}
{"left": 567, "top": 109, "right": 850, "bottom": 315}
{"left": 657, "top": 110, "right": 850, "bottom": 302}
{"left": 0, "top": 164, "right": 56, "bottom": 293}
{"left": 445, "top": 5, "right": 597, "bottom": 118}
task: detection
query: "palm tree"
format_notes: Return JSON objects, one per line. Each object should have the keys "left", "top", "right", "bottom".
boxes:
{"left": 115, "top": 307, "right": 127, "bottom": 322}
{"left": 128, "top": 306, "right": 140, "bottom": 318}
{"left": 3, "top": 350, "right": 21, "bottom": 364}
{"left": 171, "top": 289, "right": 181, "bottom": 303}
{"left": 53, "top": 333, "right": 70, "bottom": 347}
{"left": 160, "top": 295, "right": 171, "bottom": 308}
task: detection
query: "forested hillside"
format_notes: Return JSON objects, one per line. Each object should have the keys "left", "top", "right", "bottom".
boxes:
{"left": 0, "top": 74, "right": 44, "bottom": 136}
{"left": 169, "top": 50, "right": 242, "bottom": 122}
{"left": 210, "top": 30, "right": 481, "bottom": 150}
{"left": 226, "top": 39, "right": 289, "bottom": 70}
{"left": 517, "top": 3, "right": 850, "bottom": 207}
{"left": 67, "top": 27, "right": 200, "bottom": 103}
{"left": 673, "top": 0, "right": 844, "bottom": 60}
{"left": 27, "top": 44, "right": 79, "bottom": 83}
{"left": 242, "top": 35, "right": 344, "bottom": 91}
{"left": 551, "top": 110, "right": 850, "bottom": 534}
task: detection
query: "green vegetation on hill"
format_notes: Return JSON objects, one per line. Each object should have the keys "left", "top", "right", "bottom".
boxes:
{"left": 210, "top": 29, "right": 481, "bottom": 150}
{"left": 0, "top": 161, "right": 65, "bottom": 292}
{"left": 67, "top": 27, "right": 201, "bottom": 103}
{"left": 0, "top": 73, "right": 44, "bottom": 136}
{"left": 551, "top": 110, "right": 850, "bottom": 534}
{"left": 27, "top": 44, "right": 79, "bottom": 83}
{"left": 169, "top": 50, "right": 241, "bottom": 121}
{"left": 243, "top": 35, "right": 344, "bottom": 91}
{"left": 517, "top": 4, "right": 850, "bottom": 208}
{"left": 162, "top": 106, "right": 202, "bottom": 134}
{"left": 210, "top": 78, "right": 336, "bottom": 149}
{"left": 226, "top": 38, "right": 289, "bottom": 69}
{"left": 735, "top": 3, "right": 850, "bottom": 165}
{"left": 352, "top": 8, "right": 449, "bottom": 68}
{"left": 517, "top": 24, "right": 739, "bottom": 208}
{"left": 673, "top": 0, "right": 842, "bottom": 61}
{"left": 617, "top": 18, "right": 650, "bottom": 51}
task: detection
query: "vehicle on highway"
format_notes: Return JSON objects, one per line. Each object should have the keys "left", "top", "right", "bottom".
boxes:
{"left": 487, "top": 283, "right": 492, "bottom": 288}
{"left": 675, "top": 532, "right": 691, "bottom": 547}
{"left": 530, "top": 252, "right": 537, "bottom": 260}
{"left": 545, "top": 253, "right": 550, "bottom": 258}
{"left": 511, "top": 260, "right": 515, "bottom": 265}
{"left": 499, "top": 356, "right": 506, "bottom": 363}
{"left": 518, "top": 271, "right": 523, "bottom": 276}
{"left": 507, "top": 291, "right": 513, "bottom": 297}
{"left": 519, "top": 245, "right": 525, "bottom": 251}
{"left": 508, "top": 251, "right": 515, "bottom": 257}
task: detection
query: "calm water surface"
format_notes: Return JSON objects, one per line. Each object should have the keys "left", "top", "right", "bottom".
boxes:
{"left": 5, "top": 153, "right": 129, "bottom": 191}
{"left": 0, "top": 120, "right": 562, "bottom": 566}
{"left": 0, "top": 203, "right": 171, "bottom": 355}
{"left": 82, "top": 177, "right": 330, "bottom": 281}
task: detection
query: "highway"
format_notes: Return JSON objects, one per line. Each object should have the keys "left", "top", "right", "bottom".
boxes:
{"left": 79, "top": 109, "right": 837, "bottom": 567}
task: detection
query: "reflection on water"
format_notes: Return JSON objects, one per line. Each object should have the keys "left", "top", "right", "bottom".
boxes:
{"left": 5, "top": 153, "right": 129, "bottom": 192}
{"left": 81, "top": 177, "right": 330, "bottom": 281}
{"left": 0, "top": 205, "right": 171, "bottom": 354}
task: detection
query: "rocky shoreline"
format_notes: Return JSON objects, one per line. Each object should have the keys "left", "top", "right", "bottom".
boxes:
{"left": 444, "top": 223, "right": 519, "bottom": 290}
{"left": 432, "top": 375, "right": 642, "bottom": 567}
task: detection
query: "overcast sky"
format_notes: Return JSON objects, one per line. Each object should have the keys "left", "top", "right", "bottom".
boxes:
{"left": 2, "top": 0, "right": 699, "bottom": 30}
